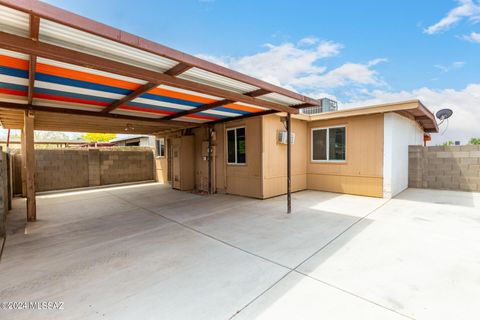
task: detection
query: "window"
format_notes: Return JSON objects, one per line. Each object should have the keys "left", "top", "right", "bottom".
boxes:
{"left": 227, "top": 127, "right": 246, "bottom": 164}
{"left": 155, "top": 138, "right": 165, "bottom": 157}
{"left": 126, "top": 141, "right": 140, "bottom": 146}
{"left": 312, "top": 126, "right": 346, "bottom": 161}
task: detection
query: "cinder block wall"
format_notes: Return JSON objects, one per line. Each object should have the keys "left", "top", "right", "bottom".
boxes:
{"left": 99, "top": 150, "right": 154, "bottom": 185}
{"left": 409, "top": 145, "right": 480, "bottom": 192}
{"left": 35, "top": 149, "right": 90, "bottom": 191}
{"left": 0, "top": 151, "right": 8, "bottom": 238}
{"left": 15, "top": 149, "right": 155, "bottom": 192}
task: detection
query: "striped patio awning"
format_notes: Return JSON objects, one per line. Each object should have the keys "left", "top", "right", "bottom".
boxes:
{"left": 0, "top": 1, "right": 319, "bottom": 134}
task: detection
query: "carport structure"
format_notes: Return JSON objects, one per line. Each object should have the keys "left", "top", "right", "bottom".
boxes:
{"left": 0, "top": 0, "right": 319, "bottom": 221}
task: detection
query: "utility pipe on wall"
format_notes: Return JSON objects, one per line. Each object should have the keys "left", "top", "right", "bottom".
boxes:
{"left": 6, "top": 129, "right": 10, "bottom": 148}
{"left": 207, "top": 125, "right": 213, "bottom": 194}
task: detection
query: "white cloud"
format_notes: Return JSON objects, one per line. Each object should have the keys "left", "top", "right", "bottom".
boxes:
{"left": 425, "top": 0, "right": 480, "bottom": 34}
{"left": 289, "top": 59, "right": 387, "bottom": 89}
{"left": 462, "top": 31, "right": 480, "bottom": 42}
{"left": 340, "top": 84, "right": 480, "bottom": 144}
{"left": 316, "top": 41, "right": 343, "bottom": 58}
{"left": 298, "top": 36, "right": 319, "bottom": 46}
{"left": 434, "top": 61, "right": 465, "bottom": 72}
{"left": 197, "top": 40, "right": 384, "bottom": 92}
{"left": 367, "top": 58, "right": 389, "bottom": 66}
{"left": 196, "top": 37, "right": 477, "bottom": 145}
{"left": 195, "top": 54, "right": 230, "bottom": 68}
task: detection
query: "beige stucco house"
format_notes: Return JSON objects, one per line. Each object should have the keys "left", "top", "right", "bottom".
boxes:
{"left": 155, "top": 99, "right": 437, "bottom": 199}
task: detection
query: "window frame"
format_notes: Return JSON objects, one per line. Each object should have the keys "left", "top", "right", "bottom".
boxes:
{"left": 226, "top": 126, "right": 246, "bottom": 165}
{"left": 311, "top": 125, "right": 347, "bottom": 163}
{"left": 155, "top": 137, "right": 166, "bottom": 158}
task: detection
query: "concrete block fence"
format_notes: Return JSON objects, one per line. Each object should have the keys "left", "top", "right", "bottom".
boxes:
{"left": 409, "top": 145, "right": 480, "bottom": 192}
{"left": 0, "top": 151, "right": 8, "bottom": 238}
{"left": 13, "top": 148, "right": 155, "bottom": 193}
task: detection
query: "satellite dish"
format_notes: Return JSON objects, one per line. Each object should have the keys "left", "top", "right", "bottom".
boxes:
{"left": 435, "top": 108, "right": 453, "bottom": 121}
{"left": 435, "top": 108, "right": 453, "bottom": 135}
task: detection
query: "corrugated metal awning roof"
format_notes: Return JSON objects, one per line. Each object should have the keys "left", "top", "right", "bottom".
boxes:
{"left": 0, "top": 1, "right": 320, "bottom": 133}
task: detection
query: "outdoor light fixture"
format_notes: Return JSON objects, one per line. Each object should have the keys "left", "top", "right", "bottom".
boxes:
{"left": 124, "top": 123, "right": 135, "bottom": 131}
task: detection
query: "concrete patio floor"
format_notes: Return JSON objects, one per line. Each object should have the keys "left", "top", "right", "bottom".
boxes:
{"left": 1, "top": 183, "right": 479, "bottom": 320}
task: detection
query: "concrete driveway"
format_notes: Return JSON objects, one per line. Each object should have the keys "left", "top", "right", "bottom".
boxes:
{"left": 1, "top": 183, "right": 479, "bottom": 320}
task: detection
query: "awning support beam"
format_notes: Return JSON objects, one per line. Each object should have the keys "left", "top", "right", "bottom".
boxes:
{"left": 0, "top": 102, "right": 198, "bottom": 127}
{"left": 22, "top": 110, "right": 36, "bottom": 221}
{"left": 164, "top": 62, "right": 192, "bottom": 77}
{"left": 163, "top": 99, "right": 234, "bottom": 120}
{"left": 210, "top": 109, "right": 279, "bottom": 124}
{"left": 102, "top": 82, "right": 159, "bottom": 113}
{"left": 163, "top": 89, "right": 273, "bottom": 120}
{"left": 27, "top": 14, "right": 39, "bottom": 104}
{"left": 287, "top": 112, "right": 292, "bottom": 214}
{"left": 245, "top": 89, "right": 271, "bottom": 97}
{"left": 27, "top": 55, "right": 36, "bottom": 104}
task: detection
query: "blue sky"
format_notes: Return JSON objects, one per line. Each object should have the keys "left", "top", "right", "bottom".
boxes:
{"left": 34, "top": 0, "right": 480, "bottom": 143}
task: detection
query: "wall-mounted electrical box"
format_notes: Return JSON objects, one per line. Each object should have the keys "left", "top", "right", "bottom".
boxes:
{"left": 277, "top": 131, "right": 296, "bottom": 144}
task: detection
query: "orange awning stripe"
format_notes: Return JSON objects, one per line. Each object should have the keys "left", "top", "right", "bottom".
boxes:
{"left": 224, "top": 103, "right": 263, "bottom": 113}
{"left": 0, "top": 54, "right": 29, "bottom": 70}
{"left": 36, "top": 63, "right": 143, "bottom": 91}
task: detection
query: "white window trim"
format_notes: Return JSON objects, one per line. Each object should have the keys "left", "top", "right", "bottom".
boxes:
{"left": 156, "top": 138, "right": 166, "bottom": 158}
{"left": 226, "top": 126, "right": 246, "bottom": 165}
{"left": 311, "top": 125, "right": 347, "bottom": 163}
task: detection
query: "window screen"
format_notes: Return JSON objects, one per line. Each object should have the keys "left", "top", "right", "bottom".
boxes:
{"left": 329, "top": 127, "right": 346, "bottom": 161}
{"left": 312, "top": 129, "right": 327, "bottom": 161}
{"left": 227, "top": 129, "right": 236, "bottom": 163}
{"left": 236, "top": 128, "right": 246, "bottom": 164}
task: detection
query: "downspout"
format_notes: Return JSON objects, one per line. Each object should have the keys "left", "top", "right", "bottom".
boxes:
{"left": 207, "top": 125, "right": 213, "bottom": 194}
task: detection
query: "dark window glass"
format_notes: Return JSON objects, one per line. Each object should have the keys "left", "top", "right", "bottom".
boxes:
{"left": 126, "top": 141, "right": 140, "bottom": 146}
{"left": 156, "top": 138, "right": 165, "bottom": 157}
{"left": 160, "top": 138, "right": 165, "bottom": 157}
{"left": 227, "top": 129, "right": 236, "bottom": 163}
{"left": 227, "top": 128, "right": 246, "bottom": 164}
{"left": 155, "top": 140, "right": 160, "bottom": 156}
{"left": 329, "top": 127, "right": 346, "bottom": 160}
{"left": 312, "top": 129, "right": 327, "bottom": 160}
{"left": 236, "top": 128, "right": 246, "bottom": 164}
